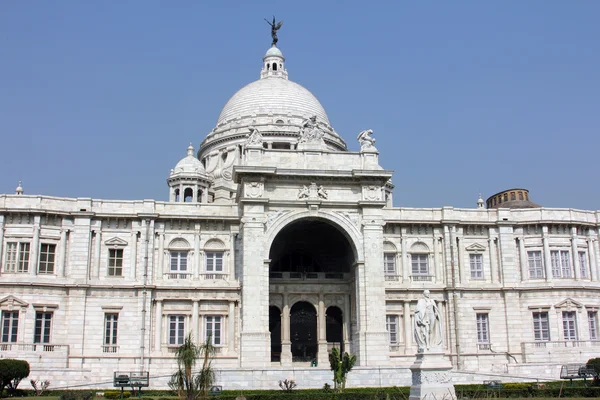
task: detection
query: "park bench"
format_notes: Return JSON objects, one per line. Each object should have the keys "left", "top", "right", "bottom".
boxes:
{"left": 560, "top": 363, "right": 598, "bottom": 383}
{"left": 483, "top": 380, "right": 503, "bottom": 390}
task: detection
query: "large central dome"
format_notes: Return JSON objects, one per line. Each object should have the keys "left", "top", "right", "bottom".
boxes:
{"left": 217, "top": 78, "right": 330, "bottom": 126}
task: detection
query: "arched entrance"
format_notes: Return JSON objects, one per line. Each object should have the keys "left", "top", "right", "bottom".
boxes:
{"left": 268, "top": 217, "right": 356, "bottom": 365}
{"left": 290, "top": 302, "right": 317, "bottom": 362}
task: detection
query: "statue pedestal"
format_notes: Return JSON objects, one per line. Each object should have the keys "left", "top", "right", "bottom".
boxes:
{"left": 409, "top": 351, "right": 456, "bottom": 400}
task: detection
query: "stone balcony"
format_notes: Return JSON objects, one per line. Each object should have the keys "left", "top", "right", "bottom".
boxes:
{"left": 521, "top": 340, "right": 600, "bottom": 363}
{"left": 0, "top": 343, "right": 69, "bottom": 367}
{"left": 268, "top": 271, "right": 350, "bottom": 281}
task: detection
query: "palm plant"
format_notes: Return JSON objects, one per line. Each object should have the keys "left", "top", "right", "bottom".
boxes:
{"left": 169, "top": 334, "right": 216, "bottom": 400}
{"left": 328, "top": 348, "right": 356, "bottom": 392}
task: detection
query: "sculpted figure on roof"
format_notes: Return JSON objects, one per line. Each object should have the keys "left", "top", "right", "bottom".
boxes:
{"left": 357, "top": 129, "right": 376, "bottom": 151}
{"left": 246, "top": 126, "right": 263, "bottom": 146}
{"left": 298, "top": 115, "right": 324, "bottom": 144}
{"left": 265, "top": 16, "right": 283, "bottom": 47}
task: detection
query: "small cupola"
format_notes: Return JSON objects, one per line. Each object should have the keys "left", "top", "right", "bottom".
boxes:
{"left": 260, "top": 46, "right": 288, "bottom": 80}
{"left": 167, "top": 143, "right": 212, "bottom": 203}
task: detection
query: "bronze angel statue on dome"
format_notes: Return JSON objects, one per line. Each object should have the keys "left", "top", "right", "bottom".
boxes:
{"left": 265, "top": 16, "right": 283, "bottom": 46}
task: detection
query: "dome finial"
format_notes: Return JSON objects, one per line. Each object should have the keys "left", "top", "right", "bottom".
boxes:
{"left": 187, "top": 142, "right": 194, "bottom": 156}
{"left": 15, "top": 180, "right": 23, "bottom": 195}
{"left": 264, "top": 16, "right": 283, "bottom": 47}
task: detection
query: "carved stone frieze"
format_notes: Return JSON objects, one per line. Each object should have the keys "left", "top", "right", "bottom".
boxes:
{"left": 298, "top": 183, "right": 328, "bottom": 200}
{"left": 244, "top": 181, "right": 264, "bottom": 198}
{"left": 362, "top": 185, "right": 383, "bottom": 201}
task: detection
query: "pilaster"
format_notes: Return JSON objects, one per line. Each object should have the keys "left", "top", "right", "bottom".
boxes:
{"left": 30, "top": 215, "right": 40, "bottom": 276}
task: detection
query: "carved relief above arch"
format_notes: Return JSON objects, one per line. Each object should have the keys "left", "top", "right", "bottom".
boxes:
{"left": 264, "top": 209, "right": 363, "bottom": 262}
{"left": 410, "top": 241, "right": 430, "bottom": 253}
{"left": 168, "top": 238, "right": 191, "bottom": 249}
{"left": 204, "top": 238, "right": 226, "bottom": 250}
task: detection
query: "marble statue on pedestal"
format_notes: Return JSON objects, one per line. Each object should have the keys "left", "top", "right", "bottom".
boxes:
{"left": 414, "top": 290, "right": 443, "bottom": 352}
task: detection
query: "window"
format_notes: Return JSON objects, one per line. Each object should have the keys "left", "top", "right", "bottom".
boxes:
{"left": 470, "top": 254, "right": 484, "bottom": 279}
{"left": 528, "top": 251, "right": 544, "bottom": 279}
{"left": 562, "top": 311, "right": 577, "bottom": 340}
{"left": 104, "top": 313, "right": 118, "bottom": 351}
{"left": 589, "top": 311, "right": 598, "bottom": 340}
{"left": 386, "top": 315, "right": 398, "bottom": 344}
{"left": 205, "top": 316, "right": 222, "bottom": 345}
{"left": 38, "top": 244, "right": 56, "bottom": 274}
{"left": 4, "top": 242, "right": 30, "bottom": 273}
{"left": 108, "top": 249, "right": 124, "bottom": 276}
{"left": 476, "top": 313, "right": 489, "bottom": 344}
{"left": 206, "top": 252, "right": 224, "bottom": 273}
{"left": 411, "top": 254, "right": 429, "bottom": 275}
{"left": 170, "top": 251, "right": 188, "bottom": 273}
{"left": 1, "top": 311, "right": 19, "bottom": 343}
{"left": 34, "top": 312, "right": 52, "bottom": 344}
{"left": 384, "top": 253, "right": 396, "bottom": 276}
{"left": 551, "top": 250, "right": 571, "bottom": 278}
{"left": 532, "top": 312, "right": 550, "bottom": 341}
{"left": 169, "top": 315, "right": 185, "bottom": 346}
{"left": 579, "top": 252, "right": 588, "bottom": 279}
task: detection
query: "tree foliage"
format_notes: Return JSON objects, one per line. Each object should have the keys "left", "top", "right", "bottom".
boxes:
{"left": 328, "top": 348, "right": 356, "bottom": 393}
{"left": 169, "top": 334, "right": 217, "bottom": 400}
{"left": 0, "top": 359, "right": 30, "bottom": 398}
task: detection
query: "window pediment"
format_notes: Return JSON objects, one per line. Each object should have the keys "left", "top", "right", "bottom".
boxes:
{"left": 409, "top": 242, "right": 429, "bottom": 253}
{"left": 466, "top": 243, "right": 486, "bottom": 252}
{"left": 32, "top": 303, "right": 59, "bottom": 311}
{"left": 105, "top": 237, "right": 128, "bottom": 247}
{"left": 0, "top": 295, "right": 29, "bottom": 310}
{"left": 169, "top": 238, "right": 191, "bottom": 250}
{"left": 554, "top": 298, "right": 584, "bottom": 311}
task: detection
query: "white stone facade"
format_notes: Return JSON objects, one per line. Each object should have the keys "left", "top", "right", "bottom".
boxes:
{"left": 1, "top": 45, "right": 600, "bottom": 390}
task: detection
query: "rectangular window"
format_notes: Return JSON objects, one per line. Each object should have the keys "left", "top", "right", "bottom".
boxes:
{"left": 38, "top": 244, "right": 56, "bottom": 274}
{"left": 386, "top": 315, "right": 398, "bottom": 344}
{"left": 1, "top": 311, "right": 19, "bottom": 343}
{"left": 532, "top": 312, "right": 550, "bottom": 341}
{"left": 205, "top": 316, "right": 222, "bottom": 345}
{"left": 108, "top": 249, "right": 124, "bottom": 276}
{"left": 589, "top": 311, "right": 598, "bottom": 340}
{"left": 562, "top": 311, "right": 578, "bottom": 340}
{"left": 206, "top": 252, "right": 224, "bottom": 272}
{"left": 476, "top": 313, "right": 489, "bottom": 344}
{"left": 169, "top": 315, "right": 185, "bottom": 346}
{"left": 551, "top": 250, "right": 571, "bottom": 278}
{"left": 579, "top": 252, "right": 588, "bottom": 279}
{"left": 470, "top": 254, "right": 484, "bottom": 279}
{"left": 4, "top": 242, "right": 30, "bottom": 273}
{"left": 170, "top": 251, "right": 188, "bottom": 272}
{"left": 104, "top": 313, "right": 118, "bottom": 350}
{"left": 411, "top": 254, "right": 429, "bottom": 275}
{"left": 34, "top": 312, "right": 52, "bottom": 344}
{"left": 528, "top": 251, "right": 544, "bottom": 279}
{"left": 384, "top": 253, "right": 396, "bottom": 276}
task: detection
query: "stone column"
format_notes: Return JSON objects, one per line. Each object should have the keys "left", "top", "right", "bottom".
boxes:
{"left": 456, "top": 235, "right": 464, "bottom": 284}
{"left": 317, "top": 293, "right": 328, "bottom": 366}
{"left": 433, "top": 234, "right": 440, "bottom": 283}
{"left": 192, "top": 300, "right": 199, "bottom": 343}
{"left": 30, "top": 216, "right": 41, "bottom": 276}
{"left": 400, "top": 233, "right": 408, "bottom": 283}
{"left": 93, "top": 230, "right": 102, "bottom": 279}
{"left": 343, "top": 294, "right": 350, "bottom": 354}
{"left": 594, "top": 238, "right": 600, "bottom": 282}
{"left": 0, "top": 215, "right": 4, "bottom": 272}
{"left": 542, "top": 226, "right": 553, "bottom": 282}
{"left": 518, "top": 237, "right": 527, "bottom": 282}
{"left": 157, "top": 232, "right": 164, "bottom": 280}
{"left": 281, "top": 292, "right": 292, "bottom": 365}
{"left": 57, "top": 229, "right": 68, "bottom": 277}
{"left": 228, "top": 301, "right": 236, "bottom": 353}
{"left": 179, "top": 183, "right": 183, "bottom": 202}
{"left": 194, "top": 227, "right": 201, "bottom": 279}
{"left": 193, "top": 184, "right": 198, "bottom": 202}
{"left": 589, "top": 238, "right": 598, "bottom": 281}
{"left": 154, "top": 300, "right": 162, "bottom": 352}
{"left": 404, "top": 301, "right": 412, "bottom": 354}
{"left": 229, "top": 233, "right": 236, "bottom": 281}
{"left": 130, "top": 231, "right": 138, "bottom": 280}
{"left": 488, "top": 231, "right": 497, "bottom": 283}
{"left": 572, "top": 228, "right": 581, "bottom": 280}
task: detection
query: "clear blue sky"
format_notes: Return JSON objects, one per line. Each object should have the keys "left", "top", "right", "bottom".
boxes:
{"left": 1, "top": 1, "right": 599, "bottom": 209}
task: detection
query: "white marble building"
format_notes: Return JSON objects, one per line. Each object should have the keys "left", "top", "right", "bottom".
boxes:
{"left": 1, "top": 44, "right": 600, "bottom": 390}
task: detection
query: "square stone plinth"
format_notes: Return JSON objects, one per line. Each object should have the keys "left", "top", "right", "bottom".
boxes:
{"left": 409, "top": 352, "right": 456, "bottom": 400}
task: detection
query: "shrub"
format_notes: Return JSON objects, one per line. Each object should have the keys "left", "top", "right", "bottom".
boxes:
{"left": 0, "top": 359, "right": 30, "bottom": 398}
{"left": 104, "top": 391, "right": 131, "bottom": 399}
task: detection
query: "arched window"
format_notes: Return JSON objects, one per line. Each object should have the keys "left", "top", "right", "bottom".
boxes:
{"left": 197, "top": 189, "right": 203, "bottom": 203}
{"left": 503, "top": 193, "right": 508, "bottom": 202}
{"left": 410, "top": 242, "right": 430, "bottom": 276}
{"left": 511, "top": 192, "right": 516, "bottom": 201}
{"left": 184, "top": 188, "right": 193, "bottom": 202}
{"left": 167, "top": 238, "right": 191, "bottom": 279}
{"left": 174, "top": 189, "right": 180, "bottom": 202}
{"left": 203, "top": 239, "right": 227, "bottom": 278}
{"left": 272, "top": 63, "right": 277, "bottom": 71}
{"left": 519, "top": 192, "right": 524, "bottom": 200}
{"left": 383, "top": 242, "right": 398, "bottom": 279}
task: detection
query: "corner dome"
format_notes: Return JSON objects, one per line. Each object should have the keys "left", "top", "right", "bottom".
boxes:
{"left": 217, "top": 78, "right": 330, "bottom": 126}
{"left": 264, "top": 46, "right": 283, "bottom": 58}
{"left": 172, "top": 144, "right": 207, "bottom": 176}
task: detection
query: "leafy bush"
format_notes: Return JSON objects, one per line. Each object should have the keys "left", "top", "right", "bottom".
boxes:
{"left": 104, "top": 391, "right": 131, "bottom": 399}
{"left": 0, "top": 359, "right": 30, "bottom": 397}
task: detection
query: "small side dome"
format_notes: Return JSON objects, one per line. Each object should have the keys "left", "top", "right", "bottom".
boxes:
{"left": 486, "top": 188, "right": 540, "bottom": 209}
{"left": 265, "top": 46, "right": 283, "bottom": 58}
{"left": 172, "top": 144, "right": 206, "bottom": 176}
